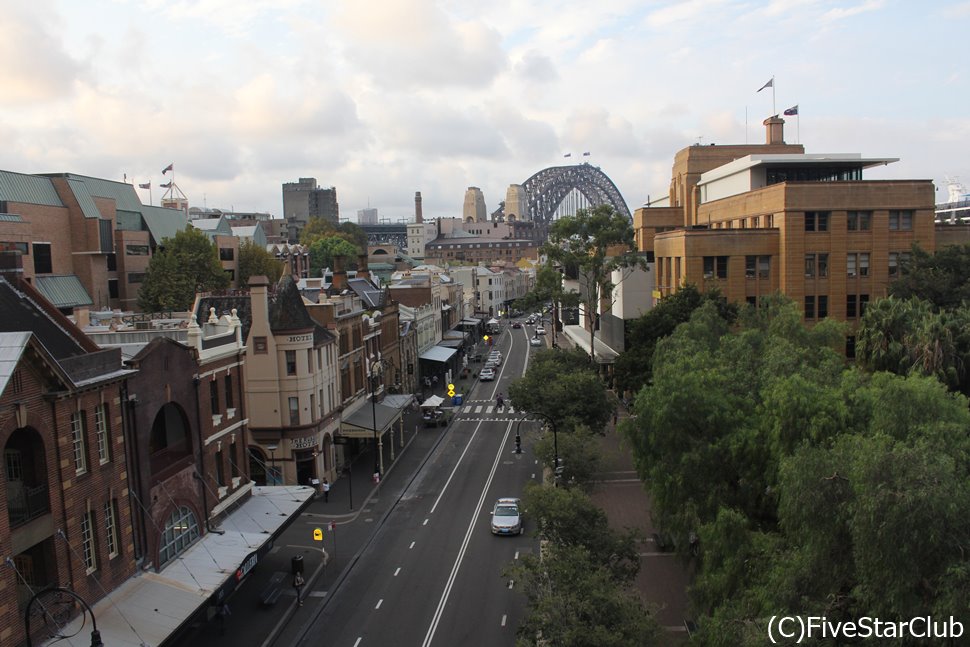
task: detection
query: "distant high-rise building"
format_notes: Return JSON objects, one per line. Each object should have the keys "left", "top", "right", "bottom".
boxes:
{"left": 463, "top": 187, "right": 487, "bottom": 223}
{"left": 358, "top": 207, "right": 378, "bottom": 225}
{"left": 282, "top": 177, "right": 339, "bottom": 242}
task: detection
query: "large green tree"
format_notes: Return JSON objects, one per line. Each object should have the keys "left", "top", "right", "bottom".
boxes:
{"left": 509, "top": 348, "right": 613, "bottom": 434}
{"left": 238, "top": 239, "right": 283, "bottom": 286}
{"left": 889, "top": 242, "right": 970, "bottom": 310}
{"left": 544, "top": 205, "right": 643, "bottom": 362}
{"left": 307, "top": 236, "right": 361, "bottom": 278}
{"left": 138, "top": 227, "right": 229, "bottom": 312}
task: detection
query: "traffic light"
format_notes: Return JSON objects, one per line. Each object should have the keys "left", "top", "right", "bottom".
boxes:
{"left": 515, "top": 434, "right": 522, "bottom": 454}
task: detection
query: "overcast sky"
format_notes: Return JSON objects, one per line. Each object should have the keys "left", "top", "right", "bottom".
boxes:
{"left": 2, "top": 0, "right": 968, "bottom": 223}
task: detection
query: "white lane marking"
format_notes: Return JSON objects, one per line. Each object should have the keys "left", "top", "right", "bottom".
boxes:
{"left": 486, "top": 405, "right": 494, "bottom": 414}
{"left": 501, "top": 614, "right": 508, "bottom": 627}
{"left": 474, "top": 405, "right": 483, "bottom": 414}
{"left": 409, "top": 541, "right": 416, "bottom": 549}
{"left": 429, "top": 419, "right": 486, "bottom": 515}
{"left": 394, "top": 567, "right": 401, "bottom": 577}
{"left": 514, "top": 550, "right": 519, "bottom": 560}
{"left": 376, "top": 599, "right": 383, "bottom": 609}
{"left": 507, "top": 579, "right": 514, "bottom": 589}
{"left": 354, "top": 639, "right": 362, "bottom": 647}
{"left": 423, "top": 518, "right": 429, "bottom": 525}
{"left": 463, "top": 405, "right": 472, "bottom": 413}
{"left": 422, "top": 420, "right": 515, "bottom": 647}
{"left": 531, "top": 473, "right": 535, "bottom": 479}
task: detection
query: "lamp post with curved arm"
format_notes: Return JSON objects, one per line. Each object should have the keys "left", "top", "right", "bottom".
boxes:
{"left": 369, "top": 356, "right": 389, "bottom": 481}
{"left": 24, "top": 586, "right": 103, "bottom": 647}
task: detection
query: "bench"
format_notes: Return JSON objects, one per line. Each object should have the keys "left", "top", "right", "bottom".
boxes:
{"left": 260, "top": 571, "right": 287, "bottom": 606}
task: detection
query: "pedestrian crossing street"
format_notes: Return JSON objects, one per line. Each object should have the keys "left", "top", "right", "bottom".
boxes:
{"left": 456, "top": 399, "right": 519, "bottom": 419}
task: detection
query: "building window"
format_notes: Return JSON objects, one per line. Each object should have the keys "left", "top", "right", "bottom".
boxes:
{"left": 230, "top": 440, "right": 239, "bottom": 478}
{"left": 805, "top": 211, "right": 829, "bottom": 232}
{"left": 254, "top": 337, "right": 268, "bottom": 354}
{"left": 95, "top": 404, "right": 109, "bottom": 464}
{"left": 224, "top": 375, "right": 234, "bottom": 409}
{"left": 0, "top": 241, "right": 29, "bottom": 254}
{"left": 125, "top": 244, "right": 150, "bottom": 256}
{"left": 72, "top": 412, "right": 87, "bottom": 475}
{"left": 127, "top": 272, "right": 146, "bottom": 284}
{"left": 285, "top": 350, "right": 297, "bottom": 376}
{"left": 104, "top": 500, "right": 119, "bottom": 558}
{"left": 80, "top": 511, "right": 97, "bottom": 573}
{"left": 33, "top": 242, "right": 52, "bottom": 274}
{"left": 219, "top": 248, "right": 235, "bottom": 261}
{"left": 758, "top": 256, "right": 770, "bottom": 279}
{"left": 209, "top": 380, "right": 219, "bottom": 415}
{"left": 847, "top": 211, "right": 871, "bottom": 231}
{"left": 847, "top": 252, "right": 870, "bottom": 277}
{"left": 847, "top": 294, "right": 857, "bottom": 318}
{"left": 804, "top": 254, "right": 815, "bottom": 278}
{"left": 889, "top": 210, "right": 913, "bottom": 231}
{"left": 215, "top": 449, "right": 225, "bottom": 486}
{"left": 818, "top": 295, "right": 828, "bottom": 318}
{"left": 106, "top": 253, "right": 117, "bottom": 271}
{"left": 703, "top": 256, "right": 728, "bottom": 279}
{"left": 846, "top": 335, "right": 857, "bottom": 359}
{"left": 804, "top": 296, "right": 816, "bottom": 320}
{"left": 310, "top": 393, "right": 316, "bottom": 420}
{"left": 158, "top": 506, "right": 200, "bottom": 567}
{"left": 745, "top": 256, "right": 757, "bottom": 279}
{"left": 108, "top": 279, "right": 119, "bottom": 299}
{"left": 289, "top": 397, "right": 300, "bottom": 426}
{"left": 889, "top": 251, "right": 910, "bottom": 276}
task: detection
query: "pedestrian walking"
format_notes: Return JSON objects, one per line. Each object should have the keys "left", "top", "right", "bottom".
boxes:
{"left": 322, "top": 478, "right": 330, "bottom": 503}
{"left": 217, "top": 602, "right": 231, "bottom": 635}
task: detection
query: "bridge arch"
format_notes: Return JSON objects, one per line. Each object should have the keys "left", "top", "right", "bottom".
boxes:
{"left": 496, "top": 163, "right": 631, "bottom": 224}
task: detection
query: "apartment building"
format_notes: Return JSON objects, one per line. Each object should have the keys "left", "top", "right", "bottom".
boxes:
{"left": 637, "top": 116, "right": 935, "bottom": 354}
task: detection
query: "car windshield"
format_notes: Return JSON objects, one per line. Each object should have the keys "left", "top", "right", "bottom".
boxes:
{"left": 495, "top": 505, "right": 518, "bottom": 516}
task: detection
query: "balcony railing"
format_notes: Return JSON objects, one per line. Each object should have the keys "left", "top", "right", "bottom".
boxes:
{"left": 8, "top": 483, "right": 50, "bottom": 527}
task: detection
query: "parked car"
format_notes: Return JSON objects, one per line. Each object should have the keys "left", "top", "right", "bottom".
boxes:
{"left": 479, "top": 367, "right": 496, "bottom": 381}
{"left": 512, "top": 322, "right": 522, "bottom": 329}
{"left": 535, "top": 326, "right": 546, "bottom": 335}
{"left": 530, "top": 336, "right": 542, "bottom": 347}
{"left": 490, "top": 497, "right": 523, "bottom": 535}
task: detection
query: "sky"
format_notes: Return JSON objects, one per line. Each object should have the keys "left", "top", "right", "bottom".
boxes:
{"left": 1, "top": 0, "right": 969, "bottom": 223}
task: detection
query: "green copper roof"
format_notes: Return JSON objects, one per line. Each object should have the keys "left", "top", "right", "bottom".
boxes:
{"left": 0, "top": 171, "right": 64, "bottom": 207}
{"left": 34, "top": 274, "right": 94, "bottom": 309}
{"left": 66, "top": 178, "right": 102, "bottom": 219}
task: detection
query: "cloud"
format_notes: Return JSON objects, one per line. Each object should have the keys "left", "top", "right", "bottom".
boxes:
{"left": 0, "top": 3, "right": 85, "bottom": 104}
{"left": 332, "top": 0, "right": 508, "bottom": 90}
{"left": 820, "top": 0, "right": 885, "bottom": 22}
{"left": 513, "top": 50, "right": 559, "bottom": 84}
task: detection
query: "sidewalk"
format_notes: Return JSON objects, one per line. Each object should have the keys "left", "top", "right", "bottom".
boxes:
{"left": 171, "top": 388, "right": 463, "bottom": 647}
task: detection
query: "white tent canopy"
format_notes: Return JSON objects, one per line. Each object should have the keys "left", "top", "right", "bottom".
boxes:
{"left": 421, "top": 395, "right": 445, "bottom": 408}
{"left": 487, "top": 317, "right": 499, "bottom": 325}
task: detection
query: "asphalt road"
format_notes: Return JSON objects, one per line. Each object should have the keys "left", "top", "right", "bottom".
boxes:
{"left": 290, "top": 323, "right": 542, "bottom": 647}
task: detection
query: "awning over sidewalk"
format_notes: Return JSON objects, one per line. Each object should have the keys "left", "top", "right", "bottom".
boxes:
{"left": 437, "top": 338, "right": 463, "bottom": 349}
{"left": 45, "top": 485, "right": 314, "bottom": 647}
{"left": 340, "top": 398, "right": 406, "bottom": 437}
{"left": 419, "top": 346, "right": 458, "bottom": 363}
{"left": 459, "top": 318, "right": 481, "bottom": 326}
{"left": 563, "top": 324, "right": 620, "bottom": 363}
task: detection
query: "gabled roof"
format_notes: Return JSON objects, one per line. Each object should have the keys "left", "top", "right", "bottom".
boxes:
{"left": 34, "top": 275, "right": 94, "bottom": 309}
{"left": 0, "top": 277, "right": 91, "bottom": 359}
{"left": 347, "top": 277, "right": 385, "bottom": 309}
{"left": 196, "top": 276, "right": 335, "bottom": 346}
{"left": 0, "top": 170, "right": 64, "bottom": 207}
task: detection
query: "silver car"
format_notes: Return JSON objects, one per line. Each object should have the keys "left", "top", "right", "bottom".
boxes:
{"left": 490, "top": 498, "right": 523, "bottom": 535}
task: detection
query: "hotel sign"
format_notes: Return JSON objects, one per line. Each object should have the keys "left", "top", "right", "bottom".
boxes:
{"left": 286, "top": 334, "right": 313, "bottom": 343}
{"left": 291, "top": 435, "right": 318, "bottom": 450}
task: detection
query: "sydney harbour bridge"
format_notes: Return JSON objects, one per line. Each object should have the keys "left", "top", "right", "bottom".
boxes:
{"left": 362, "top": 162, "right": 631, "bottom": 249}
{"left": 492, "top": 162, "right": 631, "bottom": 224}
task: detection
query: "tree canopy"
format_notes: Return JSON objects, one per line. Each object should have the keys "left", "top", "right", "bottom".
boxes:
{"left": 307, "top": 236, "right": 361, "bottom": 278}
{"left": 889, "top": 242, "right": 970, "bottom": 310}
{"left": 621, "top": 294, "right": 970, "bottom": 645}
{"left": 138, "top": 226, "right": 229, "bottom": 312}
{"left": 238, "top": 239, "right": 283, "bottom": 286}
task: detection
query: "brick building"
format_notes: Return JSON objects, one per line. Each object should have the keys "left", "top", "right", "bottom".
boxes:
{"left": 0, "top": 267, "right": 136, "bottom": 647}
{"left": 636, "top": 116, "right": 935, "bottom": 354}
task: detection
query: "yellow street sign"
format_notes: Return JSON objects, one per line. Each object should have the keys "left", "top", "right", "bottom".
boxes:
{"left": 448, "top": 383, "right": 455, "bottom": 390}
{"left": 483, "top": 335, "right": 489, "bottom": 341}
{"left": 447, "top": 390, "right": 456, "bottom": 397}
{"left": 313, "top": 528, "right": 323, "bottom": 541}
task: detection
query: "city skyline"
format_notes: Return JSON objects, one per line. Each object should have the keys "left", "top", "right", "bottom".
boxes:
{"left": 1, "top": 0, "right": 967, "bottom": 221}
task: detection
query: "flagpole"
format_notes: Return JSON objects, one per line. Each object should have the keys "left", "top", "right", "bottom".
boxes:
{"left": 772, "top": 76, "right": 776, "bottom": 116}
{"left": 745, "top": 106, "right": 748, "bottom": 144}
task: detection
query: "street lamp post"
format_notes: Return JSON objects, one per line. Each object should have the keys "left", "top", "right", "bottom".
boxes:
{"left": 517, "top": 411, "right": 560, "bottom": 483}
{"left": 24, "top": 586, "right": 103, "bottom": 647}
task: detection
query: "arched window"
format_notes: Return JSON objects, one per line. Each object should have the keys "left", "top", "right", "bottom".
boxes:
{"left": 158, "top": 505, "right": 200, "bottom": 568}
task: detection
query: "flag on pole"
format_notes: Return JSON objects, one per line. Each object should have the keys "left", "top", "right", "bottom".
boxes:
{"left": 162, "top": 163, "right": 173, "bottom": 174}
{"left": 783, "top": 105, "right": 799, "bottom": 116}
{"left": 563, "top": 153, "right": 572, "bottom": 158}
{"left": 757, "top": 78, "right": 773, "bottom": 92}
{"left": 160, "top": 181, "right": 173, "bottom": 188}
{"left": 582, "top": 152, "right": 590, "bottom": 156}
{"left": 138, "top": 182, "right": 151, "bottom": 189}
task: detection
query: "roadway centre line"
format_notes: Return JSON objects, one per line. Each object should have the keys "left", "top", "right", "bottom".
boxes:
{"left": 428, "top": 418, "right": 485, "bottom": 515}
{"left": 375, "top": 599, "right": 383, "bottom": 609}
{"left": 394, "top": 567, "right": 401, "bottom": 576}
{"left": 421, "top": 419, "right": 514, "bottom": 647}
{"left": 409, "top": 541, "right": 415, "bottom": 549}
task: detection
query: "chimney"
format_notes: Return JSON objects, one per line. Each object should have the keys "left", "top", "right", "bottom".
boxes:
{"left": 332, "top": 255, "right": 348, "bottom": 291}
{"left": 415, "top": 191, "right": 423, "bottom": 223}
{"left": 357, "top": 253, "right": 369, "bottom": 274}
{"left": 764, "top": 115, "right": 785, "bottom": 145}
{"left": 248, "top": 274, "right": 271, "bottom": 338}
{"left": 0, "top": 249, "right": 25, "bottom": 283}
